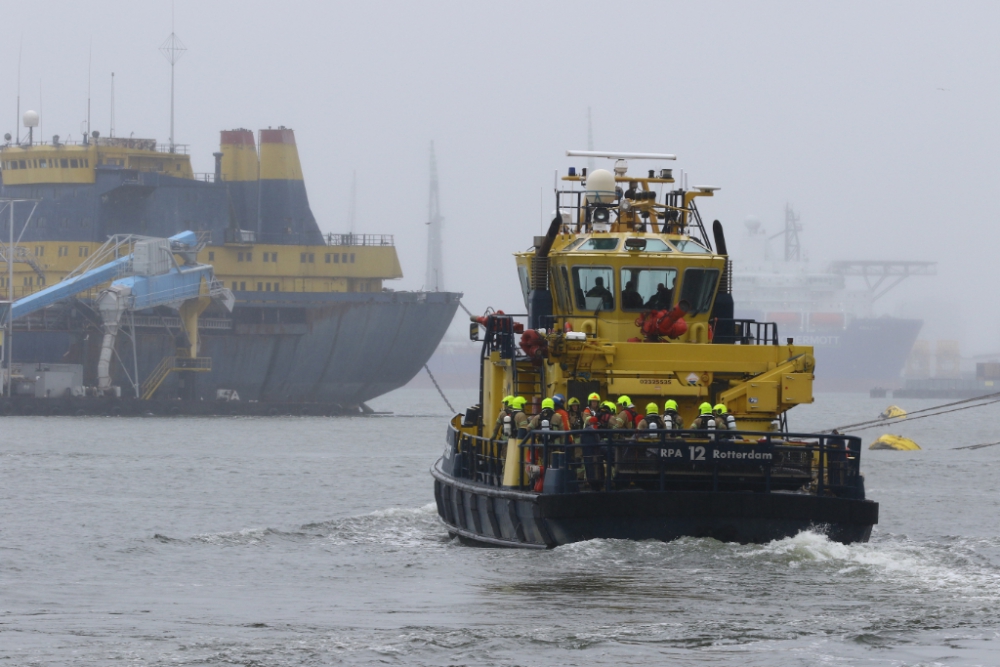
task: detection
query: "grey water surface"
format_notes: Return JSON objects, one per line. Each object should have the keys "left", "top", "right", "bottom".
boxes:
{"left": 1, "top": 389, "right": 998, "bottom": 666}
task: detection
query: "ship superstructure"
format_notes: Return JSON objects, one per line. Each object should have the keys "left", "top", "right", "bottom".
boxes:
{"left": 733, "top": 207, "right": 933, "bottom": 388}
{"left": 1, "top": 124, "right": 459, "bottom": 405}
{"left": 431, "top": 151, "right": 878, "bottom": 548}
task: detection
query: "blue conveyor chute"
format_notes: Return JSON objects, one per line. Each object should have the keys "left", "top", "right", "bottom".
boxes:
{"left": 9, "top": 255, "right": 130, "bottom": 320}
{"left": 111, "top": 265, "right": 214, "bottom": 311}
{"left": 9, "top": 230, "right": 200, "bottom": 321}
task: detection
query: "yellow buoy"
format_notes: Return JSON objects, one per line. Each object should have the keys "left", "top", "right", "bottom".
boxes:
{"left": 880, "top": 405, "right": 907, "bottom": 419}
{"left": 869, "top": 434, "right": 921, "bottom": 451}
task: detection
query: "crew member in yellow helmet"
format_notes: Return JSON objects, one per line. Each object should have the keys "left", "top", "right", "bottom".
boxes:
{"left": 492, "top": 395, "right": 517, "bottom": 440}
{"left": 528, "top": 397, "right": 566, "bottom": 433}
{"left": 663, "top": 399, "right": 682, "bottom": 430}
{"left": 614, "top": 395, "right": 637, "bottom": 429}
{"left": 508, "top": 396, "right": 531, "bottom": 439}
{"left": 713, "top": 403, "right": 737, "bottom": 431}
{"left": 592, "top": 401, "right": 616, "bottom": 429}
{"left": 583, "top": 392, "right": 602, "bottom": 420}
{"left": 690, "top": 402, "right": 717, "bottom": 430}
{"left": 637, "top": 402, "right": 664, "bottom": 430}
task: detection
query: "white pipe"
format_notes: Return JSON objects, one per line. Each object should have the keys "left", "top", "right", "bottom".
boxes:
{"left": 96, "top": 287, "right": 128, "bottom": 390}
{"left": 97, "top": 327, "right": 117, "bottom": 390}
{"left": 566, "top": 150, "right": 676, "bottom": 160}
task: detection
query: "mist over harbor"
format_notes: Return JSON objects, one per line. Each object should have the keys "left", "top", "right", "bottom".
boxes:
{"left": 3, "top": 0, "right": 998, "bottom": 358}
{"left": 3, "top": 4, "right": 1000, "bottom": 664}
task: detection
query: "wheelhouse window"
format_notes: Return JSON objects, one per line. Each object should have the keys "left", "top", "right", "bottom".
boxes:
{"left": 680, "top": 268, "right": 719, "bottom": 314}
{"left": 517, "top": 264, "right": 530, "bottom": 308}
{"left": 673, "top": 239, "right": 711, "bottom": 254}
{"left": 572, "top": 266, "right": 614, "bottom": 311}
{"left": 559, "top": 265, "right": 573, "bottom": 313}
{"left": 620, "top": 267, "right": 678, "bottom": 311}
{"left": 576, "top": 238, "right": 620, "bottom": 252}
{"left": 626, "top": 238, "right": 673, "bottom": 253}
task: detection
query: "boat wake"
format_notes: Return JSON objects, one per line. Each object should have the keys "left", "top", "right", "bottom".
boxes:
{"left": 739, "top": 530, "right": 1000, "bottom": 599}
{"left": 304, "top": 503, "right": 444, "bottom": 548}
{"left": 151, "top": 504, "right": 444, "bottom": 549}
{"left": 541, "top": 529, "right": 1000, "bottom": 605}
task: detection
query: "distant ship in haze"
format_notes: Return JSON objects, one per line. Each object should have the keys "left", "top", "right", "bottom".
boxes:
{"left": 732, "top": 206, "right": 934, "bottom": 390}
{"left": 1, "top": 122, "right": 460, "bottom": 407}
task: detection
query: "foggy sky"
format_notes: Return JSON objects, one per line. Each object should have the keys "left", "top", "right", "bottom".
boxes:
{"left": 3, "top": 1, "right": 998, "bottom": 353}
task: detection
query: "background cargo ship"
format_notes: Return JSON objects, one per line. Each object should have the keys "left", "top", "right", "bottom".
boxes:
{"left": 733, "top": 207, "right": 933, "bottom": 390}
{"left": 1, "top": 126, "right": 460, "bottom": 406}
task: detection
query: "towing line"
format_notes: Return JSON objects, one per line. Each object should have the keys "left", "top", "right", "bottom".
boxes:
{"left": 824, "top": 391, "right": 1000, "bottom": 434}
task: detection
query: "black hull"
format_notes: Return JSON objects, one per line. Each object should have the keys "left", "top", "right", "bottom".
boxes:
{"left": 432, "top": 463, "right": 877, "bottom": 548}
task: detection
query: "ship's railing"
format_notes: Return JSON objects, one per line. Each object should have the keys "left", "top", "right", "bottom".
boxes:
{"left": 0, "top": 140, "right": 189, "bottom": 154}
{"left": 553, "top": 188, "right": 712, "bottom": 246}
{"left": 191, "top": 172, "right": 216, "bottom": 183}
{"left": 712, "top": 319, "right": 780, "bottom": 345}
{"left": 224, "top": 229, "right": 257, "bottom": 244}
{"left": 323, "top": 233, "right": 394, "bottom": 247}
{"left": 447, "top": 425, "right": 863, "bottom": 498}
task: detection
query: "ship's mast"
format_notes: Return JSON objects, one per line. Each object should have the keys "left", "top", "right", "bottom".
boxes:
{"left": 109, "top": 72, "right": 115, "bottom": 138}
{"left": 348, "top": 171, "right": 357, "bottom": 235}
{"left": 15, "top": 39, "right": 22, "bottom": 145}
{"left": 586, "top": 107, "right": 595, "bottom": 173}
{"left": 784, "top": 203, "right": 802, "bottom": 261}
{"left": 425, "top": 141, "right": 444, "bottom": 292}
{"left": 159, "top": 5, "right": 186, "bottom": 153}
{"left": 86, "top": 41, "right": 91, "bottom": 142}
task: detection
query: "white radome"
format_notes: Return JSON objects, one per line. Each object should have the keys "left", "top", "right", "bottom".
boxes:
{"left": 585, "top": 169, "right": 617, "bottom": 204}
{"left": 23, "top": 110, "right": 40, "bottom": 128}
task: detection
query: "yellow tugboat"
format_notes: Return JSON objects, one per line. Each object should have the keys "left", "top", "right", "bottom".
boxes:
{"left": 431, "top": 150, "right": 878, "bottom": 547}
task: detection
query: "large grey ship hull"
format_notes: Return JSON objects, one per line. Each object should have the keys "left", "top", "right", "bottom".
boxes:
{"left": 14, "top": 291, "right": 460, "bottom": 405}
{"left": 2, "top": 128, "right": 459, "bottom": 406}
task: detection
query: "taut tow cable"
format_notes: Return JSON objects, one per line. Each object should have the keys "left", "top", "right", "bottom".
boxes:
{"left": 824, "top": 391, "right": 1000, "bottom": 434}
{"left": 424, "top": 363, "right": 455, "bottom": 414}
{"left": 953, "top": 440, "right": 1000, "bottom": 451}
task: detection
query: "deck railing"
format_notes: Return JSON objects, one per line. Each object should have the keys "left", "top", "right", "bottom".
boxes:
{"left": 323, "top": 233, "right": 394, "bottom": 247}
{"left": 446, "top": 425, "right": 863, "bottom": 498}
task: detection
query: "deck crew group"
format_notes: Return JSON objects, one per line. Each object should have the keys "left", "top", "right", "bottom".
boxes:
{"left": 494, "top": 394, "right": 737, "bottom": 441}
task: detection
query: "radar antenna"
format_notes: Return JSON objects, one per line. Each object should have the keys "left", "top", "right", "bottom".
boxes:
{"left": 159, "top": 4, "right": 186, "bottom": 153}
{"left": 425, "top": 141, "right": 444, "bottom": 292}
